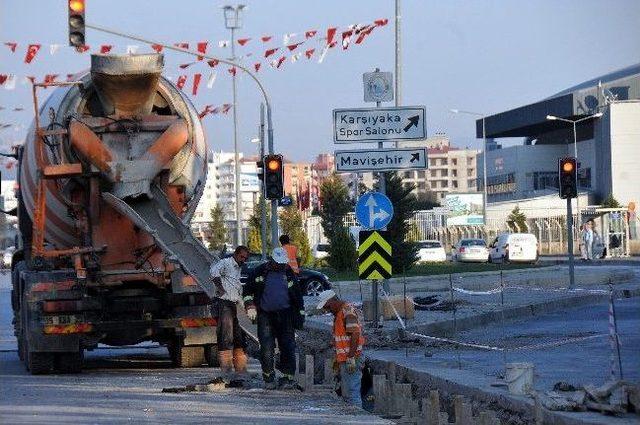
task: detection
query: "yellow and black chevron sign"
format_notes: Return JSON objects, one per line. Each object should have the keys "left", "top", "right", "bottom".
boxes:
{"left": 358, "top": 230, "right": 392, "bottom": 280}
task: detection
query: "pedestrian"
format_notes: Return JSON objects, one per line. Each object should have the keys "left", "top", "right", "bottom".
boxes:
{"left": 210, "top": 245, "right": 250, "bottom": 375}
{"left": 316, "top": 290, "right": 365, "bottom": 407}
{"left": 243, "top": 247, "right": 305, "bottom": 390}
{"left": 279, "top": 234, "right": 300, "bottom": 274}
{"left": 580, "top": 221, "right": 593, "bottom": 261}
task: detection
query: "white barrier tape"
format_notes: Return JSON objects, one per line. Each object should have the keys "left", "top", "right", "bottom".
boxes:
{"left": 407, "top": 298, "right": 445, "bottom": 308}
{"left": 509, "top": 333, "right": 608, "bottom": 352}
{"left": 452, "top": 286, "right": 502, "bottom": 296}
{"left": 408, "top": 331, "right": 504, "bottom": 352}
{"left": 381, "top": 289, "right": 406, "bottom": 330}
{"left": 506, "top": 285, "right": 608, "bottom": 294}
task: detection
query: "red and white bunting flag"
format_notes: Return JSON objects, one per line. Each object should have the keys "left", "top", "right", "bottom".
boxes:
{"left": 355, "top": 25, "right": 375, "bottom": 44}
{"left": 286, "top": 42, "right": 303, "bottom": 52}
{"left": 24, "top": 44, "right": 41, "bottom": 64}
{"left": 374, "top": 18, "right": 389, "bottom": 26}
{"left": 151, "top": 44, "right": 164, "bottom": 53}
{"left": 100, "top": 44, "right": 113, "bottom": 54}
{"left": 126, "top": 45, "right": 139, "bottom": 54}
{"left": 211, "top": 106, "right": 221, "bottom": 114}
{"left": 261, "top": 36, "right": 272, "bottom": 43}
{"left": 76, "top": 45, "right": 90, "bottom": 53}
{"left": 326, "top": 27, "right": 337, "bottom": 45}
{"left": 4, "top": 42, "right": 17, "bottom": 52}
{"left": 206, "top": 72, "right": 217, "bottom": 88}
{"left": 304, "top": 48, "right": 315, "bottom": 59}
{"left": 318, "top": 45, "right": 330, "bottom": 64}
{"left": 228, "top": 67, "right": 237, "bottom": 76}
{"left": 341, "top": 30, "right": 353, "bottom": 50}
{"left": 49, "top": 44, "right": 62, "bottom": 55}
{"left": 179, "top": 62, "right": 195, "bottom": 69}
{"left": 4, "top": 75, "right": 16, "bottom": 90}
{"left": 264, "top": 47, "right": 279, "bottom": 58}
{"left": 66, "top": 74, "right": 76, "bottom": 82}
{"left": 0, "top": 75, "right": 7, "bottom": 85}
{"left": 198, "top": 104, "right": 214, "bottom": 118}
{"left": 44, "top": 74, "right": 59, "bottom": 84}
{"left": 238, "top": 38, "right": 251, "bottom": 46}
{"left": 305, "top": 30, "right": 317, "bottom": 39}
{"left": 174, "top": 42, "right": 189, "bottom": 50}
{"left": 207, "top": 59, "right": 219, "bottom": 68}
{"left": 218, "top": 40, "right": 230, "bottom": 48}
{"left": 290, "top": 53, "right": 302, "bottom": 63}
{"left": 221, "top": 104, "right": 232, "bottom": 114}
{"left": 254, "top": 63, "right": 262, "bottom": 73}
{"left": 283, "top": 33, "right": 296, "bottom": 45}
{"left": 197, "top": 42, "right": 208, "bottom": 60}
{"left": 176, "top": 75, "right": 187, "bottom": 90}
{"left": 192, "top": 73, "right": 202, "bottom": 96}
{"left": 276, "top": 56, "right": 286, "bottom": 69}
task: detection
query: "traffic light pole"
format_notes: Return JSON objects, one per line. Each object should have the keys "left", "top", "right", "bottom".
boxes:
{"left": 566, "top": 198, "right": 575, "bottom": 289}
{"left": 259, "top": 104, "right": 268, "bottom": 260}
{"left": 267, "top": 103, "right": 279, "bottom": 249}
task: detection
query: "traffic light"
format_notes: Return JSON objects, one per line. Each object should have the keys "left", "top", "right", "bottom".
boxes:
{"left": 68, "top": 0, "right": 86, "bottom": 48}
{"left": 256, "top": 159, "right": 264, "bottom": 182}
{"left": 558, "top": 157, "right": 577, "bottom": 199}
{"left": 263, "top": 154, "right": 284, "bottom": 200}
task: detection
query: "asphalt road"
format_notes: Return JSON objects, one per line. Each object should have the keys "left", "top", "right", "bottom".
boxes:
{"left": 0, "top": 274, "right": 389, "bottom": 425}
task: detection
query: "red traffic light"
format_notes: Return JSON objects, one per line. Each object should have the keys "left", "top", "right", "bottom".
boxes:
{"left": 69, "top": 0, "right": 85, "bottom": 13}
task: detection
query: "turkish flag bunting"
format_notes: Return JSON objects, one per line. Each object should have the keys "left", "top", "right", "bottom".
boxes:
{"left": 228, "top": 67, "right": 237, "bottom": 76}
{"left": 261, "top": 36, "right": 272, "bottom": 43}
{"left": 77, "top": 45, "right": 90, "bottom": 53}
{"left": 221, "top": 104, "right": 232, "bottom": 114}
{"left": 0, "top": 75, "right": 7, "bottom": 85}
{"left": 305, "top": 30, "right": 317, "bottom": 39}
{"left": 264, "top": 47, "right": 279, "bottom": 58}
{"left": 100, "top": 45, "right": 113, "bottom": 54}
{"left": 4, "top": 42, "right": 17, "bottom": 52}
{"left": 197, "top": 42, "right": 208, "bottom": 60}
{"left": 207, "top": 59, "right": 219, "bottom": 68}
{"left": 341, "top": 30, "right": 353, "bottom": 50}
{"left": 286, "top": 42, "right": 303, "bottom": 51}
{"left": 198, "top": 105, "right": 214, "bottom": 119}
{"left": 176, "top": 75, "right": 187, "bottom": 90}
{"left": 174, "top": 42, "right": 189, "bottom": 49}
{"left": 26, "top": 76, "right": 36, "bottom": 84}
{"left": 276, "top": 56, "right": 286, "bottom": 69}
{"left": 151, "top": 44, "right": 164, "bottom": 53}
{"left": 44, "top": 74, "right": 59, "bottom": 84}
{"left": 179, "top": 62, "right": 195, "bottom": 69}
{"left": 326, "top": 27, "right": 337, "bottom": 45}
{"left": 305, "top": 48, "right": 315, "bottom": 59}
{"left": 374, "top": 18, "right": 389, "bottom": 26}
{"left": 192, "top": 73, "right": 202, "bottom": 95}
{"left": 24, "top": 44, "right": 41, "bottom": 63}
{"left": 355, "top": 26, "right": 374, "bottom": 44}
{"left": 238, "top": 38, "right": 251, "bottom": 46}
{"left": 254, "top": 63, "right": 262, "bottom": 72}
{"left": 66, "top": 74, "right": 76, "bottom": 82}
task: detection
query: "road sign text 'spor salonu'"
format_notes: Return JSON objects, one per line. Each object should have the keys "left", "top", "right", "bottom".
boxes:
{"left": 338, "top": 112, "right": 403, "bottom": 137}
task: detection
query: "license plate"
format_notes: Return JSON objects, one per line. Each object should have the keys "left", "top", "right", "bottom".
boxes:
{"left": 42, "top": 315, "right": 81, "bottom": 325}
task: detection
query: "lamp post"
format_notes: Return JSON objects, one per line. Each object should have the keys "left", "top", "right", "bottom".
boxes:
{"left": 450, "top": 109, "right": 488, "bottom": 222}
{"left": 223, "top": 4, "right": 246, "bottom": 246}
{"left": 546, "top": 112, "right": 603, "bottom": 221}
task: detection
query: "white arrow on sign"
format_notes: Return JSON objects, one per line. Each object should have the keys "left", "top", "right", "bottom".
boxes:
{"left": 365, "top": 194, "right": 390, "bottom": 227}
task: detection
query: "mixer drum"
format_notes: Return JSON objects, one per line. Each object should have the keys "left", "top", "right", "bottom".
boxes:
{"left": 19, "top": 54, "right": 207, "bottom": 249}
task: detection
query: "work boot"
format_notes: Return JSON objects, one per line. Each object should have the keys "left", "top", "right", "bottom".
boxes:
{"left": 232, "top": 348, "right": 248, "bottom": 374}
{"left": 263, "top": 372, "right": 277, "bottom": 390}
{"left": 278, "top": 375, "right": 302, "bottom": 391}
{"left": 218, "top": 349, "right": 233, "bottom": 374}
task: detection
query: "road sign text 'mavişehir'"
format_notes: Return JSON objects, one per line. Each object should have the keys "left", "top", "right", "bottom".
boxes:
{"left": 340, "top": 153, "right": 405, "bottom": 167}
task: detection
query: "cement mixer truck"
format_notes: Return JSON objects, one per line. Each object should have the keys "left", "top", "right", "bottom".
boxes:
{"left": 10, "top": 54, "right": 224, "bottom": 374}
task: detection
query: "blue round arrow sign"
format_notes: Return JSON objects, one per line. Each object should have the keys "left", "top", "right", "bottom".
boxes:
{"left": 355, "top": 191, "right": 394, "bottom": 230}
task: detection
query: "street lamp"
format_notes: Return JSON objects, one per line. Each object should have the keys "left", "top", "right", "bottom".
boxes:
{"left": 450, "top": 109, "right": 488, "bottom": 223}
{"left": 546, "top": 112, "right": 603, "bottom": 219}
{"left": 223, "top": 4, "right": 246, "bottom": 246}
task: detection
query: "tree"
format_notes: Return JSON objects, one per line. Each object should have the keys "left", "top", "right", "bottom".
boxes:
{"left": 378, "top": 173, "right": 419, "bottom": 272}
{"left": 247, "top": 197, "right": 271, "bottom": 254}
{"left": 279, "top": 200, "right": 312, "bottom": 266}
{"left": 319, "top": 174, "right": 356, "bottom": 271}
{"left": 206, "top": 205, "right": 227, "bottom": 252}
{"left": 415, "top": 191, "right": 440, "bottom": 210}
{"left": 601, "top": 194, "right": 621, "bottom": 208}
{"left": 507, "top": 206, "right": 528, "bottom": 232}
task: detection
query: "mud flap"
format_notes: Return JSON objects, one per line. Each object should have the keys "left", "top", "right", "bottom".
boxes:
{"left": 102, "top": 186, "right": 258, "bottom": 342}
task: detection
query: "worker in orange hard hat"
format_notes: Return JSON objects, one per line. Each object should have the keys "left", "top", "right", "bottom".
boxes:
{"left": 279, "top": 234, "right": 300, "bottom": 274}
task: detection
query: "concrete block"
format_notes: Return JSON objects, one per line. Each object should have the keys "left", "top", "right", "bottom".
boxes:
{"left": 478, "top": 411, "right": 499, "bottom": 425}
{"left": 453, "top": 395, "right": 472, "bottom": 425}
{"left": 373, "top": 375, "right": 388, "bottom": 414}
{"left": 438, "top": 412, "right": 449, "bottom": 425}
{"left": 363, "top": 296, "right": 415, "bottom": 321}
{"left": 324, "top": 357, "right": 335, "bottom": 385}
{"left": 305, "top": 354, "right": 314, "bottom": 391}
{"left": 428, "top": 390, "right": 441, "bottom": 425}
{"left": 395, "top": 383, "right": 413, "bottom": 418}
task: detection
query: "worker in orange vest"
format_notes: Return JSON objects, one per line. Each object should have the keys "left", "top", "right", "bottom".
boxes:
{"left": 279, "top": 234, "right": 300, "bottom": 274}
{"left": 317, "top": 290, "right": 365, "bottom": 407}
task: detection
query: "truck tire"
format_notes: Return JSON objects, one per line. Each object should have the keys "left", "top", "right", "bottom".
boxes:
{"left": 12, "top": 261, "right": 27, "bottom": 361}
{"left": 204, "top": 344, "right": 219, "bottom": 367}
{"left": 28, "top": 351, "right": 55, "bottom": 375}
{"left": 56, "top": 351, "right": 83, "bottom": 373}
{"left": 169, "top": 341, "right": 205, "bottom": 368}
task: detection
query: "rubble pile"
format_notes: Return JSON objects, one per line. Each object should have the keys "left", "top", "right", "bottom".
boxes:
{"left": 539, "top": 380, "right": 640, "bottom": 415}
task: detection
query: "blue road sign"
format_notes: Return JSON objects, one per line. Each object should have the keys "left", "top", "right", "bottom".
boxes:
{"left": 279, "top": 196, "right": 293, "bottom": 207}
{"left": 355, "top": 192, "right": 394, "bottom": 230}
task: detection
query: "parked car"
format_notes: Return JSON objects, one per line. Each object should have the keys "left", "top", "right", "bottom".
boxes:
{"left": 417, "top": 240, "right": 447, "bottom": 263}
{"left": 489, "top": 233, "right": 538, "bottom": 263}
{"left": 312, "top": 243, "right": 330, "bottom": 260}
{"left": 451, "top": 239, "right": 489, "bottom": 263}
{"left": 240, "top": 260, "right": 331, "bottom": 297}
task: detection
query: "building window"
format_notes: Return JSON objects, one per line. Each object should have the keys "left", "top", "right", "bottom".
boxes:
{"left": 430, "top": 181, "right": 437, "bottom": 189}
{"left": 533, "top": 172, "right": 559, "bottom": 190}
{"left": 467, "top": 157, "right": 473, "bottom": 165}
{"left": 441, "top": 159, "right": 448, "bottom": 166}
{"left": 467, "top": 169, "right": 474, "bottom": 176}
{"left": 430, "top": 170, "right": 436, "bottom": 177}
{"left": 441, "top": 169, "right": 448, "bottom": 177}
{"left": 429, "top": 158, "right": 436, "bottom": 166}
{"left": 452, "top": 159, "right": 457, "bottom": 166}
{"left": 418, "top": 182, "right": 426, "bottom": 190}
{"left": 452, "top": 181, "right": 458, "bottom": 189}
{"left": 418, "top": 170, "right": 426, "bottom": 179}
{"left": 578, "top": 168, "right": 591, "bottom": 188}
{"left": 468, "top": 179, "right": 476, "bottom": 187}
{"left": 452, "top": 170, "right": 457, "bottom": 177}
{"left": 440, "top": 181, "right": 447, "bottom": 188}
{"left": 403, "top": 171, "right": 412, "bottom": 178}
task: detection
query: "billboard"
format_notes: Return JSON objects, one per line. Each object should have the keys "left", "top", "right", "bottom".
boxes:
{"left": 240, "top": 173, "right": 260, "bottom": 192}
{"left": 444, "top": 193, "right": 484, "bottom": 226}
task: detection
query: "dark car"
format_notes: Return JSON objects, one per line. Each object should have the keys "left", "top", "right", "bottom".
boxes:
{"left": 240, "top": 260, "right": 331, "bottom": 296}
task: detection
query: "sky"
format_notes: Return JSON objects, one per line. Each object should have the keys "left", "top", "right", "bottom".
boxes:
{"left": 1, "top": 0, "right": 639, "bottom": 171}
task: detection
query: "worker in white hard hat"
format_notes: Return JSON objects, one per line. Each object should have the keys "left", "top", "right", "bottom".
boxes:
{"left": 243, "top": 247, "right": 304, "bottom": 390}
{"left": 317, "top": 290, "right": 365, "bottom": 406}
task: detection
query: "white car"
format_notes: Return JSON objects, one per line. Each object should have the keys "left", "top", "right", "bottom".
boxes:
{"left": 451, "top": 238, "right": 489, "bottom": 263}
{"left": 489, "top": 233, "right": 538, "bottom": 263}
{"left": 312, "top": 243, "right": 330, "bottom": 260}
{"left": 417, "top": 240, "right": 447, "bottom": 263}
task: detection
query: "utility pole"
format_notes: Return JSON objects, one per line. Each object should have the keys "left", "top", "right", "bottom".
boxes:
{"left": 394, "top": 0, "right": 402, "bottom": 148}
{"left": 223, "top": 4, "right": 245, "bottom": 246}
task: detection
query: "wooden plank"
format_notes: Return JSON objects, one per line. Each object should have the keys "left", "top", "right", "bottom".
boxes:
{"left": 43, "top": 163, "right": 83, "bottom": 179}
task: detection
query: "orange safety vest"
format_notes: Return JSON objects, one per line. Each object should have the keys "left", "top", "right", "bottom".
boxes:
{"left": 283, "top": 244, "right": 299, "bottom": 273}
{"left": 333, "top": 303, "right": 365, "bottom": 362}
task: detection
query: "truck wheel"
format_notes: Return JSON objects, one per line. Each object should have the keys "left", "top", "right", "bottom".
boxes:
{"left": 28, "top": 351, "right": 55, "bottom": 375}
{"left": 56, "top": 351, "right": 84, "bottom": 373}
{"left": 169, "top": 341, "right": 205, "bottom": 368}
{"left": 204, "top": 344, "right": 219, "bottom": 367}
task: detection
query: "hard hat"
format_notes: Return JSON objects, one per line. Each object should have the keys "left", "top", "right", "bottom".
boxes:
{"left": 271, "top": 247, "right": 289, "bottom": 264}
{"left": 316, "top": 289, "right": 336, "bottom": 310}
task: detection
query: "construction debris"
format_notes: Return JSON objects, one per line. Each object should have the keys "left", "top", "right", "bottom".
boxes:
{"left": 540, "top": 380, "right": 639, "bottom": 415}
